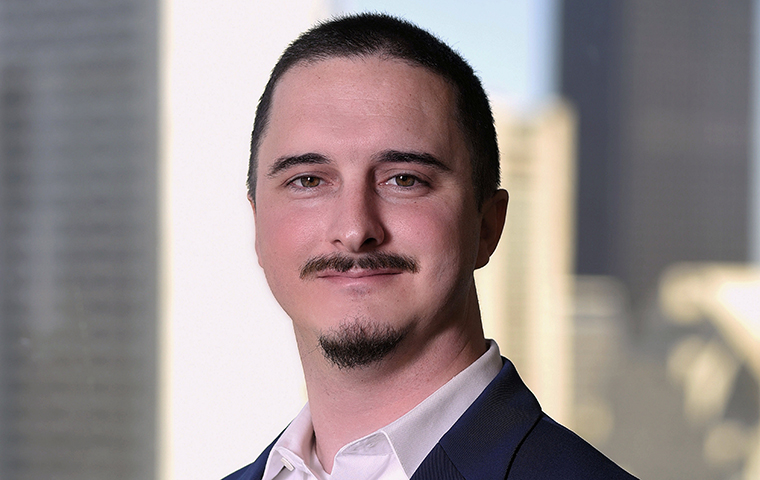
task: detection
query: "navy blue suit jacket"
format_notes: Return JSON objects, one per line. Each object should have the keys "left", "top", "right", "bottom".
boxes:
{"left": 223, "top": 358, "right": 636, "bottom": 479}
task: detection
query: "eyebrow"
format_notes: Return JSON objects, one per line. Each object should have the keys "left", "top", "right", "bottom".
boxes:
{"left": 266, "top": 153, "right": 330, "bottom": 178}
{"left": 266, "top": 150, "right": 451, "bottom": 177}
{"left": 375, "top": 150, "right": 451, "bottom": 171}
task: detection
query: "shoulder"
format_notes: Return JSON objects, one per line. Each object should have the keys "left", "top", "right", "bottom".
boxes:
{"left": 435, "top": 357, "right": 636, "bottom": 479}
{"left": 221, "top": 462, "right": 260, "bottom": 480}
{"left": 220, "top": 438, "right": 276, "bottom": 480}
{"left": 508, "top": 414, "right": 637, "bottom": 479}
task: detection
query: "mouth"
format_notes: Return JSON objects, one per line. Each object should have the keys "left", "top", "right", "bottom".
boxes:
{"left": 315, "top": 268, "right": 404, "bottom": 279}
{"left": 314, "top": 268, "right": 405, "bottom": 292}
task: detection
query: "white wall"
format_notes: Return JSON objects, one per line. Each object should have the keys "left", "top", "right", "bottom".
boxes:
{"left": 160, "top": 1, "right": 329, "bottom": 478}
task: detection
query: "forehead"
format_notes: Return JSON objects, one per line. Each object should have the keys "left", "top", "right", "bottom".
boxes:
{"left": 258, "top": 56, "right": 465, "bottom": 166}
{"left": 275, "top": 55, "right": 456, "bottom": 114}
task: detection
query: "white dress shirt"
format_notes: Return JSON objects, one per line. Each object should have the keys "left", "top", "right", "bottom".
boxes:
{"left": 262, "top": 340, "right": 503, "bottom": 480}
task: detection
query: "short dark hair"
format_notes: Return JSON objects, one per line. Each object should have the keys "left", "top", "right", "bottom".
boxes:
{"left": 248, "top": 13, "right": 500, "bottom": 207}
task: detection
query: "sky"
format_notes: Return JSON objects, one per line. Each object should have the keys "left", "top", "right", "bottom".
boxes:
{"left": 342, "top": 0, "right": 561, "bottom": 109}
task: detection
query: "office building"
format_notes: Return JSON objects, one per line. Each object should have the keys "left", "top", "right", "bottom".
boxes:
{"left": 476, "top": 101, "right": 577, "bottom": 424}
{"left": 561, "top": 1, "right": 752, "bottom": 314}
{"left": 0, "top": 1, "right": 160, "bottom": 478}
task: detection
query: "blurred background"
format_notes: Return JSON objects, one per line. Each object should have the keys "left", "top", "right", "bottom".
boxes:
{"left": 1, "top": 0, "right": 759, "bottom": 479}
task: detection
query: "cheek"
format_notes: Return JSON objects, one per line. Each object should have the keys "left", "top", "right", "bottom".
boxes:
{"left": 255, "top": 207, "right": 316, "bottom": 275}
{"left": 255, "top": 212, "right": 321, "bottom": 316}
{"left": 395, "top": 202, "right": 479, "bottom": 271}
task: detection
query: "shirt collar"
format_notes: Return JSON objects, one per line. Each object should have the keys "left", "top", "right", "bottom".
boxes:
{"left": 382, "top": 340, "right": 502, "bottom": 476}
{"left": 262, "top": 340, "right": 503, "bottom": 480}
{"left": 262, "top": 403, "right": 315, "bottom": 480}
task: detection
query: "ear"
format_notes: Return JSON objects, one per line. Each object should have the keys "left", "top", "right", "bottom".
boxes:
{"left": 248, "top": 194, "right": 263, "bottom": 268}
{"left": 475, "top": 189, "right": 509, "bottom": 269}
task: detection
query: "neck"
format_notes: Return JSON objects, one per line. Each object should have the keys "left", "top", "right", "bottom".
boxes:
{"left": 296, "top": 284, "right": 486, "bottom": 473}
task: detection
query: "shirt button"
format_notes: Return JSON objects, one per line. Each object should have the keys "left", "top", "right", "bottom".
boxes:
{"left": 281, "top": 456, "right": 295, "bottom": 471}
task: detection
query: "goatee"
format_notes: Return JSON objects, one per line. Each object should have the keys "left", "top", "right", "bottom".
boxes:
{"left": 318, "top": 320, "right": 409, "bottom": 369}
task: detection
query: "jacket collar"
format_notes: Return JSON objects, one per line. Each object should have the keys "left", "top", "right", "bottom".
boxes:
{"left": 411, "top": 358, "right": 542, "bottom": 480}
{"left": 225, "top": 358, "right": 541, "bottom": 480}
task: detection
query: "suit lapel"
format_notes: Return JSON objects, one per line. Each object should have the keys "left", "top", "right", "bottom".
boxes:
{"left": 410, "top": 443, "right": 465, "bottom": 480}
{"left": 412, "top": 359, "right": 542, "bottom": 480}
{"left": 235, "top": 360, "right": 541, "bottom": 480}
{"left": 221, "top": 436, "right": 277, "bottom": 480}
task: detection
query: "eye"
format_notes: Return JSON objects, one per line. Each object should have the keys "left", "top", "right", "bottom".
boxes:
{"left": 388, "top": 174, "right": 418, "bottom": 187}
{"left": 292, "top": 175, "right": 321, "bottom": 188}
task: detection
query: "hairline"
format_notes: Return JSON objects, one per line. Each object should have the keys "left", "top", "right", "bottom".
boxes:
{"left": 250, "top": 51, "right": 485, "bottom": 206}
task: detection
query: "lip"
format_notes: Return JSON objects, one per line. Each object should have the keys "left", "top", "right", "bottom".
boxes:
{"left": 315, "top": 268, "right": 404, "bottom": 279}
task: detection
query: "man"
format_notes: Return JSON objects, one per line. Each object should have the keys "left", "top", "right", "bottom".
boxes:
{"left": 225, "top": 13, "right": 636, "bottom": 480}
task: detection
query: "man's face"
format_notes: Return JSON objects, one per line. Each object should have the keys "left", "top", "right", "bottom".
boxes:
{"left": 253, "top": 56, "right": 494, "bottom": 364}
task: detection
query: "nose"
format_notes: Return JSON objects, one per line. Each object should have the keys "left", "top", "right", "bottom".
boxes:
{"left": 329, "top": 182, "right": 385, "bottom": 252}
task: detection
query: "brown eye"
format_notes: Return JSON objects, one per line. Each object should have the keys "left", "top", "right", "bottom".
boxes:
{"left": 392, "top": 174, "right": 416, "bottom": 187}
{"left": 297, "top": 176, "right": 321, "bottom": 187}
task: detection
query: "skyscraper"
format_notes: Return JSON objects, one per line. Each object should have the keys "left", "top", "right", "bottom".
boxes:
{"left": 0, "top": 1, "right": 159, "bottom": 478}
{"left": 561, "top": 3, "right": 756, "bottom": 477}
{"left": 561, "top": 1, "right": 752, "bottom": 317}
{"left": 476, "top": 101, "right": 577, "bottom": 424}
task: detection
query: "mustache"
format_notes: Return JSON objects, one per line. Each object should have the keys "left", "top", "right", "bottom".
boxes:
{"left": 300, "top": 252, "right": 419, "bottom": 279}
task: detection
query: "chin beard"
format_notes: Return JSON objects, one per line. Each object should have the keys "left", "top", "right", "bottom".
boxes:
{"left": 318, "top": 320, "right": 408, "bottom": 370}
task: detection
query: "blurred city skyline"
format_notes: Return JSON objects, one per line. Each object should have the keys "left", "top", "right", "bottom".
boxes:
{"left": 1, "top": 1, "right": 758, "bottom": 479}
